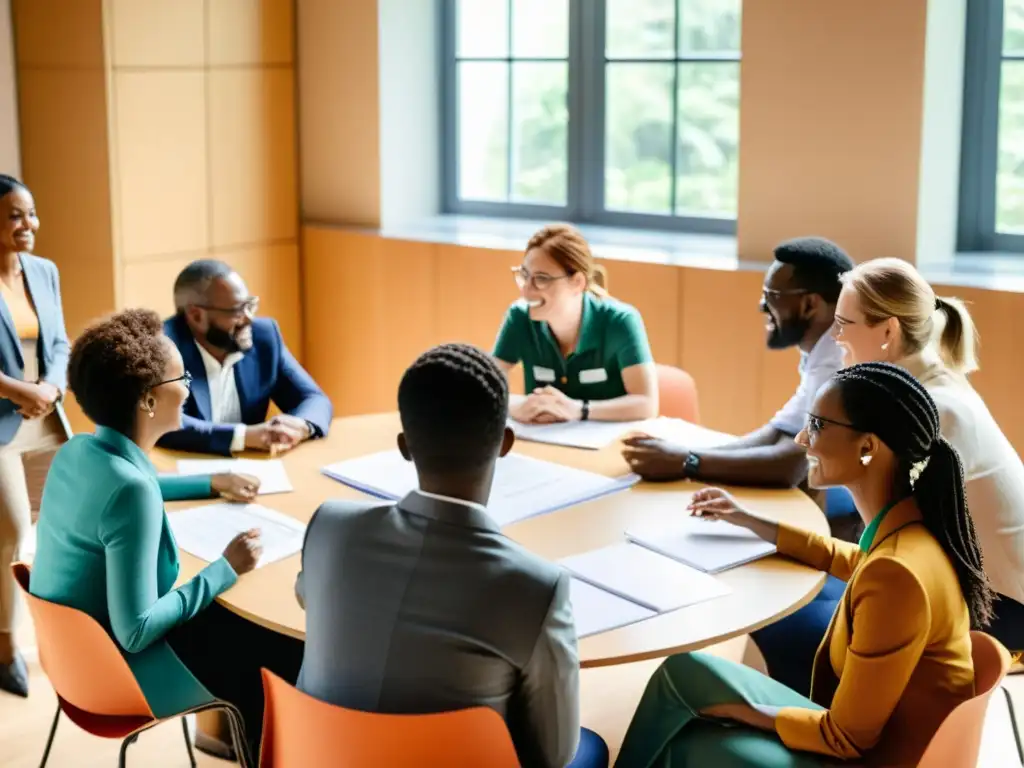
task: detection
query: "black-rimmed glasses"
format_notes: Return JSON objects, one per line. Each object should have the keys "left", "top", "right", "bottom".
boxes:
{"left": 153, "top": 370, "right": 192, "bottom": 391}
{"left": 196, "top": 297, "right": 259, "bottom": 318}
{"left": 511, "top": 266, "right": 570, "bottom": 291}
{"left": 762, "top": 287, "right": 810, "bottom": 302}
{"left": 806, "top": 413, "right": 857, "bottom": 436}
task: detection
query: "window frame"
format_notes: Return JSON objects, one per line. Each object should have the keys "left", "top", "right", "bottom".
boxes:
{"left": 959, "top": 0, "right": 1024, "bottom": 253}
{"left": 440, "top": 0, "right": 739, "bottom": 235}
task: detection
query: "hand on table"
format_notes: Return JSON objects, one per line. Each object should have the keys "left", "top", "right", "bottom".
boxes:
{"left": 222, "top": 529, "right": 262, "bottom": 575}
{"left": 244, "top": 416, "right": 311, "bottom": 455}
{"left": 511, "top": 387, "right": 583, "bottom": 424}
{"left": 622, "top": 435, "right": 689, "bottom": 481}
{"left": 687, "top": 488, "right": 779, "bottom": 544}
{"left": 211, "top": 472, "right": 261, "bottom": 502}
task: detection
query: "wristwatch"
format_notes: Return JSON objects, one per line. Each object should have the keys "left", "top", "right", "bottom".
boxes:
{"left": 580, "top": 400, "right": 591, "bottom": 421}
{"left": 683, "top": 452, "right": 702, "bottom": 479}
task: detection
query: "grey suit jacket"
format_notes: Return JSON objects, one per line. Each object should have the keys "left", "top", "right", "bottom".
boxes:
{"left": 295, "top": 491, "right": 581, "bottom": 768}
{"left": 0, "top": 253, "right": 71, "bottom": 445}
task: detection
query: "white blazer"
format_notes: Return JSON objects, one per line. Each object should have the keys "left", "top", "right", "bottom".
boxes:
{"left": 902, "top": 348, "right": 1024, "bottom": 605}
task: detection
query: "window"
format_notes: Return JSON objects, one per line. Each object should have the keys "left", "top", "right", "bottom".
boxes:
{"left": 960, "top": 0, "right": 1024, "bottom": 252}
{"left": 442, "top": 0, "right": 742, "bottom": 233}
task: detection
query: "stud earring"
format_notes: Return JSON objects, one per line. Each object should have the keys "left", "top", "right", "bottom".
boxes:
{"left": 147, "top": 409, "right": 155, "bottom": 419}
{"left": 881, "top": 342, "right": 889, "bottom": 351}
{"left": 861, "top": 455, "right": 872, "bottom": 466}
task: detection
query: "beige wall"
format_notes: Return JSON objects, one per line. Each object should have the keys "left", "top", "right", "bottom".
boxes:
{"left": 0, "top": 0, "right": 18, "bottom": 176}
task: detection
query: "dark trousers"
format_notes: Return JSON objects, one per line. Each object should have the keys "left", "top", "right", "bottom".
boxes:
{"left": 570, "top": 727, "right": 610, "bottom": 768}
{"left": 987, "top": 593, "right": 1024, "bottom": 652}
{"left": 166, "top": 602, "right": 305, "bottom": 761}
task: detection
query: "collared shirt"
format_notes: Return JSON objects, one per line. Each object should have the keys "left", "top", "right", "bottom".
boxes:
{"left": 493, "top": 292, "right": 654, "bottom": 400}
{"left": 900, "top": 347, "right": 1024, "bottom": 605}
{"left": 770, "top": 331, "right": 845, "bottom": 436}
{"left": 194, "top": 342, "right": 247, "bottom": 453}
{"left": 413, "top": 489, "right": 491, "bottom": 516}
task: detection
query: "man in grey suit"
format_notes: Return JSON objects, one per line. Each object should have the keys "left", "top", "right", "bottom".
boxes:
{"left": 295, "top": 344, "right": 608, "bottom": 767}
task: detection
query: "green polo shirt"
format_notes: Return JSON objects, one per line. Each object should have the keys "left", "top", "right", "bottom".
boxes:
{"left": 493, "top": 292, "right": 654, "bottom": 400}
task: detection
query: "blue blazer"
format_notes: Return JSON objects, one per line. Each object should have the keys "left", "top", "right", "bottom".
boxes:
{"left": 157, "top": 314, "right": 333, "bottom": 455}
{"left": 0, "top": 253, "right": 71, "bottom": 445}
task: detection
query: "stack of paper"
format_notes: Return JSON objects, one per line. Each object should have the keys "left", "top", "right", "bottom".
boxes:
{"left": 560, "top": 541, "right": 732, "bottom": 622}
{"left": 175, "top": 459, "right": 293, "bottom": 495}
{"left": 321, "top": 451, "right": 637, "bottom": 527}
{"left": 639, "top": 419, "right": 737, "bottom": 451}
{"left": 626, "top": 516, "right": 777, "bottom": 574}
{"left": 568, "top": 578, "right": 656, "bottom": 638}
{"left": 508, "top": 416, "right": 735, "bottom": 452}
{"left": 168, "top": 502, "right": 306, "bottom": 568}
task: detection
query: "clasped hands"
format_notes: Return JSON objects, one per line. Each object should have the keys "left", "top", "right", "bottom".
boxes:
{"left": 510, "top": 386, "right": 583, "bottom": 424}
{"left": 9, "top": 380, "right": 60, "bottom": 419}
{"left": 244, "top": 414, "right": 313, "bottom": 455}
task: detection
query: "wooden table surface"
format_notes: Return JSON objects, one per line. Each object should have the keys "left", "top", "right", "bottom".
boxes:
{"left": 162, "top": 413, "right": 828, "bottom": 669}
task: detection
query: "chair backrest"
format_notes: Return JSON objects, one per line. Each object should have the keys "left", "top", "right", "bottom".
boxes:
{"left": 259, "top": 669, "right": 521, "bottom": 767}
{"left": 655, "top": 364, "right": 700, "bottom": 423}
{"left": 917, "top": 630, "right": 1011, "bottom": 767}
{"left": 11, "top": 562, "right": 153, "bottom": 719}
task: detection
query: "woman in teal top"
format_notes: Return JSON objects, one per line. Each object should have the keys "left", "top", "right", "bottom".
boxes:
{"left": 30, "top": 309, "right": 304, "bottom": 762}
{"left": 494, "top": 223, "right": 658, "bottom": 424}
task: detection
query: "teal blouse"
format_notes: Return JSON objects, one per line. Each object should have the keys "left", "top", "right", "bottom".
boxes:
{"left": 30, "top": 427, "right": 238, "bottom": 717}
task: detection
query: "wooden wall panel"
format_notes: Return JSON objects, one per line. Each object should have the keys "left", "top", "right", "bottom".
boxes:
{"left": 215, "top": 243, "right": 303, "bottom": 352}
{"left": 108, "top": 0, "right": 205, "bottom": 68}
{"left": 122, "top": 255, "right": 204, "bottom": 317}
{"left": 599, "top": 260, "right": 682, "bottom": 368}
{"left": 208, "top": 0, "right": 295, "bottom": 66}
{"left": 435, "top": 245, "right": 519, "bottom": 349}
{"left": 12, "top": 0, "right": 104, "bottom": 68}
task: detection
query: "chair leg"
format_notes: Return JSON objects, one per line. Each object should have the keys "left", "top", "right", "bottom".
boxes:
{"left": 117, "top": 733, "right": 139, "bottom": 768}
{"left": 223, "top": 708, "right": 252, "bottom": 768}
{"left": 38, "top": 704, "right": 61, "bottom": 768}
{"left": 181, "top": 717, "right": 197, "bottom": 768}
{"left": 1003, "top": 685, "right": 1024, "bottom": 766}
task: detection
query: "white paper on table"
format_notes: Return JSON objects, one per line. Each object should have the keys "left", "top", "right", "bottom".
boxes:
{"left": 175, "top": 459, "right": 294, "bottom": 495}
{"left": 568, "top": 577, "right": 656, "bottom": 638}
{"left": 637, "top": 418, "right": 737, "bottom": 451}
{"left": 508, "top": 418, "right": 657, "bottom": 450}
{"left": 626, "top": 516, "right": 777, "bottom": 574}
{"left": 321, "top": 451, "right": 637, "bottom": 527}
{"left": 559, "top": 542, "right": 732, "bottom": 613}
{"left": 168, "top": 502, "right": 306, "bottom": 568}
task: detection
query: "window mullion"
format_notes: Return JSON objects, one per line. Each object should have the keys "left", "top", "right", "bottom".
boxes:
{"left": 576, "top": 0, "right": 606, "bottom": 221}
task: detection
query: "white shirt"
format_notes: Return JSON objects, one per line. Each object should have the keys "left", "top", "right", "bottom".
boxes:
{"left": 902, "top": 348, "right": 1024, "bottom": 605}
{"left": 195, "top": 342, "right": 248, "bottom": 453}
{"left": 413, "top": 489, "right": 491, "bottom": 516}
{"left": 770, "top": 332, "right": 846, "bottom": 436}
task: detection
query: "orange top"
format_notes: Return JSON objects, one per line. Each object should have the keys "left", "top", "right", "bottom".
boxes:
{"left": 0, "top": 273, "right": 39, "bottom": 339}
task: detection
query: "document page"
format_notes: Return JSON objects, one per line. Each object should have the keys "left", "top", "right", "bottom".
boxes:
{"left": 626, "top": 516, "right": 777, "bottom": 574}
{"left": 321, "top": 451, "right": 637, "bottom": 527}
{"left": 568, "top": 577, "right": 656, "bottom": 638}
{"left": 638, "top": 418, "right": 736, "bottom": 450}
{"left": 508, "top": 418, "right": 656, "bottom": 450}
{"left": 168, "top": 502, "right": 306, "bottom": 568}
{"left": 175, "top": 459, "right": 294, "bottom": 495}
{"left": 559, "top": 542, "right": 732, "bottom": 612}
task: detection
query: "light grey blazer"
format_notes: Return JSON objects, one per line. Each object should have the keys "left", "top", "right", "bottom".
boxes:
{"left": 295, "top": 491, "right": 581, "bottom": 768}
{"left": 0, "top": 253, "right": 71, "bottom": 445}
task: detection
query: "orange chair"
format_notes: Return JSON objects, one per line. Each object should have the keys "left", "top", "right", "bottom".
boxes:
{"left": 918, "top": 630, "right": 1012, "bottom": 767}
{"left": 259, "top": 668, "right": 520, "bottom": 767}
{"left": 655, "top": 364, "right": 700, "bottom": 423}
{"left": 11, "top": 562, "right": 250, "bottom": 768}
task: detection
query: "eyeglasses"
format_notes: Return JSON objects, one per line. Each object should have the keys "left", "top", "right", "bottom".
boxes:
{"left": 512, "top": 266, "right": 569, "bottom": 291}
{"left": 806, "top": 413, "right": 857, "bottom": 436}
{"left": 196, "top": 297, "right": 259, "bottom": 318}
{"left": 762, "top": 287, "right": 810, "bottom": 302}
{"left": 153, "top": 370, "right": 192, "bottom": 391}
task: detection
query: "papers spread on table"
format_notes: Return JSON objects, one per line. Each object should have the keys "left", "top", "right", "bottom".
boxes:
{"left": 569, "top": 577, "right": 656, "bottom": 638}
{"left": 626, "top": 516, "right": 777, "bottom": 574}
{"left": 508, "top": 416, "right": 736, "bottom": 452}
{"left": 320, "top": 451, "right": 637, "bottom": 527}
{"left": 168, "top": 502, "right": 306, "bottom": 568}
{"left": 560, "top": 542, "right": 732, "bottom": 614}
{"left": 175, "top": 459, "right": 293, "bottom": 495}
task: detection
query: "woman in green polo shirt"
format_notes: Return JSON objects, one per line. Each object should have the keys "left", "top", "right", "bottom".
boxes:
{"left": 493, "top": 223, "right": 658, "bottom": 424}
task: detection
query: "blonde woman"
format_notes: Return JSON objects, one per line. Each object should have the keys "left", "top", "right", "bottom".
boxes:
{"left": 831, "top": 258, "right": 1024, "bottom": 649}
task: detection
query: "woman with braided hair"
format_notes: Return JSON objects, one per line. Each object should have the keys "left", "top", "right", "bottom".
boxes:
{"left": 615, "top": 362, "right": 995, "bottom": 768}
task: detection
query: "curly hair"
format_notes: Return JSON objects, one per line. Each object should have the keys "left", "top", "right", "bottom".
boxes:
{"left": 832, "top": 362, "right": 994, "bottom": 629}
{"left": 68, "top": 308, "right": 170, "bottom": 436}
{"left": 397, "top": 343, "right": 509, "bottom": 473}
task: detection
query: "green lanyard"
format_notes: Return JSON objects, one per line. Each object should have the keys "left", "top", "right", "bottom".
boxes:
{"left": 858, "top": 499, "right": 903, "bottom": 553}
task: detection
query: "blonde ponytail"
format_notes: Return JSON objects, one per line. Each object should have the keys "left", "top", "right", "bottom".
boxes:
{"left": 935, "top": 296, "right": 979, "bottom": 375}
{"left": 589, "top": 263, "right": 609, "bottom": 297}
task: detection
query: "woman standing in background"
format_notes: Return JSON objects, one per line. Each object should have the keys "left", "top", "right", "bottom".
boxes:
{"left": 0, "top": 175, "right": 71, "bottom": 698}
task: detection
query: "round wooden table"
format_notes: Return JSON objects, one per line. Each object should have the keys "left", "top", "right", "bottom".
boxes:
{"left": 163, "top": 413, "right": 828, "bottom": 669}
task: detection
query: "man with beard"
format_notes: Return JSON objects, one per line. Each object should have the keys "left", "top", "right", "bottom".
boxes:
{"left": 622, "top": 237, "right": 853, "bottom": 488}
{"left": 158, "top": 259, "right": 332, "bottom": 456}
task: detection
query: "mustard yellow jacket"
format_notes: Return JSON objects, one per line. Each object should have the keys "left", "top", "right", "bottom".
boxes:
{"left": 775, "top": 499, "right": 975, "bottom": 766}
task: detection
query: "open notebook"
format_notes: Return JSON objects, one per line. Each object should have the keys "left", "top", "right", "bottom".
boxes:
{"left": 626, "top": 516, "right": 777, "bottom": 574}
{"left": 560, "top": 542, "right": 732, "bottom": 637}
{"left": 508, "top": 415, "right": 737, "bottom": 452}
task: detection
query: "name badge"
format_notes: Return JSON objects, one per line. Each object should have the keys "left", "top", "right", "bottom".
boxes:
{"left": 533, "top": 366, "right": 556, "bottom": 383}
{"left": 579, "top": 368, "right": 609, "bottom": 384}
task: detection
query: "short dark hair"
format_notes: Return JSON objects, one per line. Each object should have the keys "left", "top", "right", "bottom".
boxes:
{"left": 832, "top": 362, "right": 994, "bottom": 629}
{"left": 173, "top": 259, "right": 234, "bottom": 311}
{"left": 398, "top": 344, "right": 509, "bottom": 474}
{"left": 0, "top": 174, "right": 28, "bottom": 199}
{"left": 68, "top": 309, "right": 170, "bottom": 436}
{"left": 774, "top": 237, "right": 854, "bottom": 304}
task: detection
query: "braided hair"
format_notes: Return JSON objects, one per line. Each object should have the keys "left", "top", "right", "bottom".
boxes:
{"left": 398, "top": 343, "right": 509, "bottom": 473}
{"left": 832, "top": 362, "right": 994, "bottom": 628}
